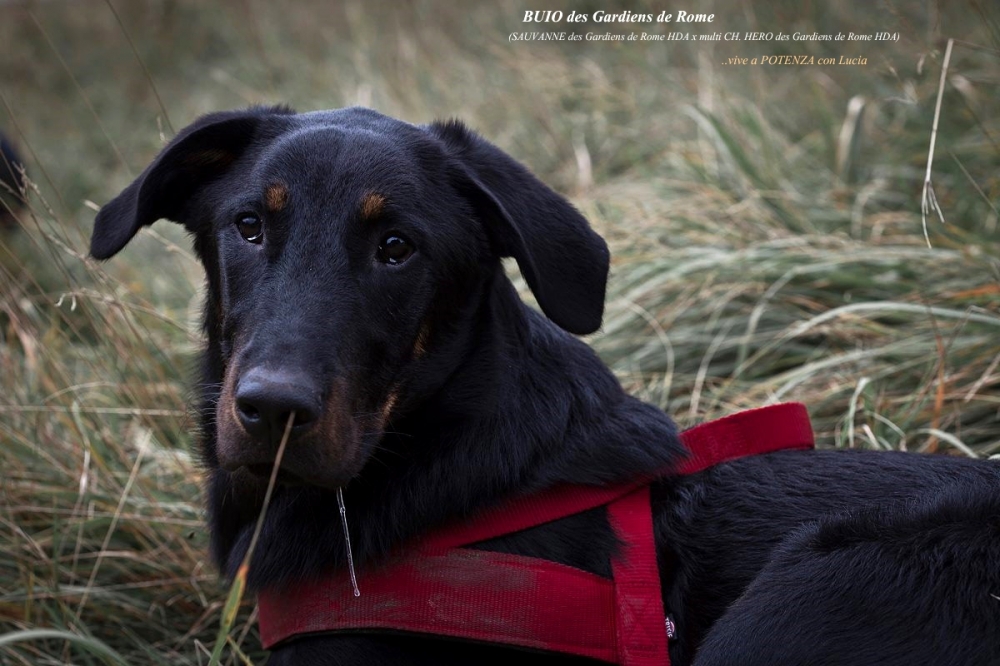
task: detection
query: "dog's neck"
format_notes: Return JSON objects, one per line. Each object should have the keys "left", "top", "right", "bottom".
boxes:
{"left": 204, "top": 268, "right": 684, "bottom": 590}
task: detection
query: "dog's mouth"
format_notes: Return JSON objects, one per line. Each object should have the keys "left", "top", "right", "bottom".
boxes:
{"left": 216, "top": 412, "right": 378, "bottom": 490}
{"left": 232, "top": 440, "right": 368, "bottom": 488}
{"left": 244, "top": 463, "right": 308, "bottom": 486}
{"left": 214, "top": 365, "right": 383, "bottom": 489}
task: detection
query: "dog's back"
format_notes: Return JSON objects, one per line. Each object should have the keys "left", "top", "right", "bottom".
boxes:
{"left": 692, "top": 471, "right": 1000, "bottom": 666}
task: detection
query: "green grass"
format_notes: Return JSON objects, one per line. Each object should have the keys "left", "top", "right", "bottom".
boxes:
{"left": 1, "top": 1, "right": 998, "bottom": 663}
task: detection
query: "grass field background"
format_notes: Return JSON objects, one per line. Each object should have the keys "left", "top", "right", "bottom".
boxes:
{"left": 1, "top": 1, "right": 998, "bottom": 663}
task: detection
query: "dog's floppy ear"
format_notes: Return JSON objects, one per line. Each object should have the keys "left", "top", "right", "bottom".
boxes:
{"left": 426, "top": 120, "right": 610, "bottom": 335}
{"left": 91, "top": 109, "right": 276, "bottom": 260}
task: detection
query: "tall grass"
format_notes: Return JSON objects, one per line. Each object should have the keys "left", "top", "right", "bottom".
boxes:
{"left": 1, "top": 1, "right": 998, "bottom": 663}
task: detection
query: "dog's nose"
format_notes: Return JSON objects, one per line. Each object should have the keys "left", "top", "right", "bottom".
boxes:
{"left": 235, "top": 367, "right": 321, "bottom": 442}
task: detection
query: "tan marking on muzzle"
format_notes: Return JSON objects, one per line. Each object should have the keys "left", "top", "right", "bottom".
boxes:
{"left": 216, "top": 354, "right": 249, "bottom": 466}
{"left": 359, "top": 192, "right": 386, "bottom": 220}
{"left": 315, "top": 377, "right": 360, "bottom": 450}
{"left": 381, "top": 390, "right": 399, "bottom": 425}
{"left": 264, "top": 181, "right": 289, "bottom": 213}
{"left": 412, "top": 320, "right": 432, "bottom": 360}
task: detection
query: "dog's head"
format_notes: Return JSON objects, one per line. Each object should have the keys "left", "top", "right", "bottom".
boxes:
{"left": 92, "top": 106, "right": 609, "bottom": 489}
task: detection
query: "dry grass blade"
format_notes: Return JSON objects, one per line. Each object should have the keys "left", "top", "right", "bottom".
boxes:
{"left": 920, "top": 38, "right": 954, "bottom": 248}
{"left": 206, "top": 413, "right": 296, "bottom": 666}
{"left": 74, "top": 436, "right": 148, "bottom": 619}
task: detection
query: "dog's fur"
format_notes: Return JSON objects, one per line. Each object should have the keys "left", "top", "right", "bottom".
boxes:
{"left": 92, "top": 106, "right": 1000, "bottom": 666}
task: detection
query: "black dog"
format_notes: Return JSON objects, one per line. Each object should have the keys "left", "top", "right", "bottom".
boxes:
{"left": 0, "top": 131, "right": 27, "bottom": 226}
{"left": 91, "top": 106, "right": 1000, "bottom": 665}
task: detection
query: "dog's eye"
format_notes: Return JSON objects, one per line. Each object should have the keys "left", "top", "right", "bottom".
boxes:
{"left": 236, "top": 214, "right": 264, "bottom": 244}
{"left": 376, "top": 234, "right": 414, "bottom": 265}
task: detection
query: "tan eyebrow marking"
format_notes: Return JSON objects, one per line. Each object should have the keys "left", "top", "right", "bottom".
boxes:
{"left": 264, "top": 181, "right": 289, "bottom": 212}
{"left": 359, "top": 192, "right": 387, "bottom": 220}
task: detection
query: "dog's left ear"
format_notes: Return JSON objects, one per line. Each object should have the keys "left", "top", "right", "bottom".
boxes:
{"left": 426, "top": 121, "right": 609, "bottom": 335}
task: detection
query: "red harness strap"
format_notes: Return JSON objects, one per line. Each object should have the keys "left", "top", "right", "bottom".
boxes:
{"left": 258, "top": 402, "right": 815, "bottom": 663}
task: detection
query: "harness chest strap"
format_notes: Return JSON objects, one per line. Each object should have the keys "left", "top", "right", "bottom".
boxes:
{"left": 257, "top": 402, "right": 816, "bottom": 664}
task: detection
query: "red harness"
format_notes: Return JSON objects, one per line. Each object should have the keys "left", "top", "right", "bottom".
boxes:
{"left": 258, "top": 402, "right": 815, "bottom": 664}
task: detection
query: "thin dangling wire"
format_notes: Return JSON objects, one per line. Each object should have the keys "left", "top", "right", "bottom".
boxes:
{"left": 336, "top": 487, "right": 361, "bottom": 596}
